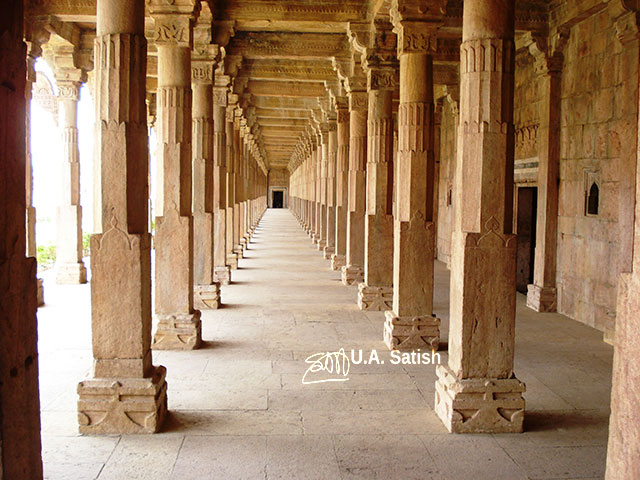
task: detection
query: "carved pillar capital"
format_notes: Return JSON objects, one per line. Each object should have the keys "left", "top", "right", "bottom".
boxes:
{"left": 149, "top": 2, "right": 196, "bottom": 49}
{"left": 56, "top": 80, "right": 82, "bottom": 102}
{"left": 367, "top": 67, "right": 399, "bottom": 91}
{"left": 522, "top": 29, "right": 569, "bottom": 77}
{"left": 389, "top": 0, "right": 445, "bottom": 55}
{"left": 348, "top": 90, "right": 368, "bottom": 112}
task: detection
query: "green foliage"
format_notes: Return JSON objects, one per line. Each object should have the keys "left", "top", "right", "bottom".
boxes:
{"left": 36, "top": 243, "right": 56, "bottom": 271}
{"left": 82, "top": 233, "right": 91, "bottom": 257}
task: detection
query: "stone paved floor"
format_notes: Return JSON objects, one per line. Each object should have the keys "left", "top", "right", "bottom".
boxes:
{"left": 37, "top": 208, "right": 613, "bottom": 479}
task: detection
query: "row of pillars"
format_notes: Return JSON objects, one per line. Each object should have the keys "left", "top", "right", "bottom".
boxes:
{"left": 1, "top": 0, "right": 639, "bottom": 478}
{"left": 291, "top": 0, "right": 529, "bottom": 434}
{"left": 73, "top": 0, "right": 268, "bottom": 434}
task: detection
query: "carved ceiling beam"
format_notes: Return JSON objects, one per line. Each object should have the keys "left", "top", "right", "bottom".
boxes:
{"left": 255, "top": 108, "right": 310, "bottom": 119}
{"left": 239, "top": 59, "right": 336, "bottom": 82}
{"left": 245, "top": 80, "right": 328, "bottom": 98}
{"left": 228, "top": 31, "right": 350, "bottom": 60}
{"left": 251, "top": 96, "right": 319, "bottom": 111}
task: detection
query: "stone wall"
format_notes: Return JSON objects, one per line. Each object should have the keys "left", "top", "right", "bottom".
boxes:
{"left": 269, "top": 167, "right": 289, "bottom": 188}
{"left": 436, "top": 97, "right": 458, "bottom": 268}
{"left": 557, "top": 6, "right": 637, "bottom": 335}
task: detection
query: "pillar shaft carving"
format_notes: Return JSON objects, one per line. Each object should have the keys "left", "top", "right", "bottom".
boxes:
{"left": 78, "top": 0, "right": 167, "bottom": 434}
{"left": 191, "top": 56, "right": 220, "bottom": 309}
{"left": 383, "top": 10, "right": 440, "bottom": 349}
{"left": 54, "top": 79, "right": 87, "bottom": 284}
{"left": 342, "top": 88, "right": 367, "bottom": 286}
{"left": 359, "top": 80, "right": 394, "bottom": 309}
{"left": 324, "top": 122, "right": 338, "bottom": 260}
{"left": 213, "top": 82, "right": 230, "bottom": 283}
{"left": 225, "top": 105, "right": 238, "bottom": 269}
{"left": 151, "top": 5, "right": 202, "bottom": 349}
{"left": 524, "top": 31, "right": 568, "bottom": 313}
{"left": 332, "top": 107, "right": 350, "bottom": 270}
{"left": 435, "top": 0, "right": 525, "bottom": 434}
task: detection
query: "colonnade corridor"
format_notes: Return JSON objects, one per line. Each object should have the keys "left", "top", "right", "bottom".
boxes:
{"left": 34, "top": 208, "right": 612, "bottom": 479}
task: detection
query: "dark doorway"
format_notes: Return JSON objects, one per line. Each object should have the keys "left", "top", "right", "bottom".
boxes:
{"left": 272, "top": 190, "right": 284, "bottom": 208}
{"left": 516, "top": 187, "right": 538, "bottom": 294}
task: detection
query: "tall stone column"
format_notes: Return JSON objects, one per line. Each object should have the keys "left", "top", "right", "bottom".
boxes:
{"left": 213, "top": 79, "right": 231, "bottom": 284}
{"left": 525, "top": 34, "right": 567, "bottom": 313}
{"left": 332, "top": 105, "right": 350, "bottom": 270}
{"left": 324, "top": 121, "right": 338, "bottom": 260}
{"left": 150, "top": 1, "right": 202, "bottom": 350}
{"left": 317, "top": 127, "right": 329, "bottom": 251}
{"left": 606, "top": 6, "right": 640, "bottom": 478}
{"left": 383, "top": 11, "right": 440, "bottom": 349}
{"left": 342, "top": 87, "right": 367, "bottom": 285}
{"left": 54, "top": 78, "right": 88, "bottom": 284}
{"left": 225, "top": 101, "right": 238, "bottom": 269}
{"left": 191, "top": 48, "right": 220, "bottom": 309}
{"left": 434, "top": 0, "right": 526, "bottom": 434}
{"left": 0, "top": 2, "right": 43, "bottom": 475}
{"left": 25, "top": 43, "right": 45, "bottom": 305}
{"left": 78, "top": 0, "right": 167, "bottom": 433}
{"left": 358, "top": 56, "right": 396, "bottom": 311}
{"left": 232, "top": 116, "right": 244, "bottom": 259}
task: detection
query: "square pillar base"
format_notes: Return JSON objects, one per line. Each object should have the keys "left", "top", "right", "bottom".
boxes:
{"left": 77, "top": 366, "right": 168, "bottom": 434}
{"left": 383, "top": 311, "right": 440, "bottom": 350}
{"left": 317, "top": 240, "right": 327, "bottom": 251}
{"left": 152, "top": 312, "right": 202, "bottom": 350}
{"left": 56, "top": 262, "right": 87, "bottom": 284}
{"left": 434, "top": 365, "right": 526, "bottom": 434}
{"left": 341, "top": 264, "right": 364, "bottom": 286}
{"left": 214, "top": 266, "right": 231, "bottom": 285}
{"left": 526, "top": 284, "right": 557, "bottom": 312}
{"left": 331, "top": 254, "right": 346, "bottom": 271}
{"left": 194, "top": 283, "right": 221, "bottom": 310}
{"left": 323, "top": 246, "right": 335, "bottom": 260}
{"left": 227, "top": 253, "right": 238, "bottom": 270}
{"left": 358, "top": 284, "right": 393, "bottom": 311}
{"left": 233, "top": 246, "right": 244, "bottom": 259}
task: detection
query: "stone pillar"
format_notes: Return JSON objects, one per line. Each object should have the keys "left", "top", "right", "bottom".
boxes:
{"left": 332, "top": 105, "right": 350, "bottom": 270}
{"left": 54, "top": 79, "right": 88, "bottom": 284}
{"left": 341, "top": 88, "right": 367, "bottom": 285}
{"left": 525, "top": 35, "right": 566, "bottom": 313}
{"left": 358, "top": 59, "right": 396, "bottom": 311}
{"left": 213, "top": 79, "right": 231, "bottom": 284}
{"left": 324, "top": 121, "right": 338, "bottom": 260}
{"left": 232, "top": 116, "right": 244, "bottom": 259}
{"left": 225, "top": 101, "right": 238, "bottom": 269}
{"left": 150, "top": 1, "right": 202, "bottom": 350}
{"left": 434, "top": 0, "right": 525, "bottom": 434}
{"left": 0, "top": 2, "right": 43, "bottom": 475}
{"left": 310, "top": 140, "right": 319, "bottom": 241}
{"left": 25, "top": 43, "right": 45, "bottom": 305}
{"left": 317, "top": 127, "right": 329, "bottom": 251}
{"left": 78, "top": 0, "right": 168, "bottom": 433}
{"left": 383, "top": 13, "right": 440, "bottom": 349}
{"left": 191, "top": 52, "right": 220, "bottom": 310}
{"left": 606, "top": 7, "right": 640, "bottom": 478}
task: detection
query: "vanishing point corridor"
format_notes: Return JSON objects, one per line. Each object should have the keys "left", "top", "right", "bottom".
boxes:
{"left": 37, "top": 209, "right": 612, "bottom": 479}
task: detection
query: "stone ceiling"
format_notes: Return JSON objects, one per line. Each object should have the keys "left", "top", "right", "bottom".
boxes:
{"left": 25, "top": 0, "right": 567, "bottom": 170}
